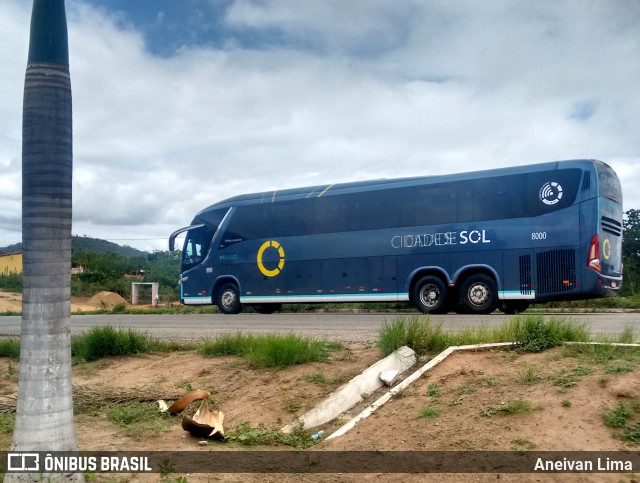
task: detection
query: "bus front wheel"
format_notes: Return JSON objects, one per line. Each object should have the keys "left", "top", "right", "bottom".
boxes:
{"left": 216, "top": 283, "right": 242, "bottom": 314}
{"left": 460, "top": 274, "right": 498, "bottom": 314}
{"left": 413, "top": 276, "right": 448, "bottom": 314}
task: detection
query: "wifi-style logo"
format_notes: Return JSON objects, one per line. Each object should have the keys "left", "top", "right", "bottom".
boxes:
{"left": 539, "top": 181, "right": 563, "bottom": 205}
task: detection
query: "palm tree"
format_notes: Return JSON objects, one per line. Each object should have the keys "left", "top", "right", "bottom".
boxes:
{"left": 6, "top": 0, "right": 81, "bottom": 481}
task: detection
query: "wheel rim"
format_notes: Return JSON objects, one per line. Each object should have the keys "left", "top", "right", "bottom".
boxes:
{"left": 468, "top": 283, "right": 489, "bottom": 306}
{"left": 221, "top": 289, "right": 237, "bottom": 309}
{"left": 419, "top": 284, "right": 440, "bottom": 308}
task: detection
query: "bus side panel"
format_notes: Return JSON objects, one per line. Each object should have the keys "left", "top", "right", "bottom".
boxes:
{"left": 368, "top": 256, "right": 399, "bottom": 298}
{"left": 286, "top": 260, "right": 322, "bottom": 297}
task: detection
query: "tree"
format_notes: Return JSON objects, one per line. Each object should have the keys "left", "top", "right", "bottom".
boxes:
{"left": 622, "top": 209, "right": 640, "bottom": 295}
{"left": 6, "top": 0, "right": 82, "bottom": 481}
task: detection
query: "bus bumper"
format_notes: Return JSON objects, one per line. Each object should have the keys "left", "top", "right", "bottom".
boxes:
{"left": 583, "top": 269, "right": 622, "bottom": 297}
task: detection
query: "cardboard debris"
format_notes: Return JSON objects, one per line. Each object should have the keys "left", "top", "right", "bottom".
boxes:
{"left": 182, "top": 398, "right": 225, "bottom": 440}
{"left": 160, "top": 390, "right": 225, "bottom": 440}
{"left": 168, "top": 389, "right": 210, "bottom": 414}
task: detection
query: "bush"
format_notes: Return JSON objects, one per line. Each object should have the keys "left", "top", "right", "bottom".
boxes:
{"left": 0, "top": 274, "right": 22, "bottom": 293}
{"left": 200, "top": 332, "right": 340, "bottom": 368}
{"left": 506, "top": 314, "right": 589, "bottom": 352}
{"left": 71, "top": 326, "right": 158, "bottom": 362}
{"left": 0, "top": 338, "right": 20, "bottom": 358}
{"left": 200, "top": 332, "right": 254, "bottom": 357}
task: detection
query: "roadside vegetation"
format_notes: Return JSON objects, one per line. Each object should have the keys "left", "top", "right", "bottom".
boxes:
{"left": 199, "top": 332, "right": 342, "bottom": 368}
{"left": 377, "top": 313, "right": 595, "bottom": 357}
{"left": 1, "top": 315, "right": 639, "bottom": 451}
{"left": 2, "top": 327, "right": 342, "bottom": 370}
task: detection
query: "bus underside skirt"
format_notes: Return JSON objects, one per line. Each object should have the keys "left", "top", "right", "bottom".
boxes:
{"left": 498, "top": 291, "right": 536, "bottom": 300}
{"left": 241, "top": 293, "right": 410, "bottom": 304}
{"left": 183, "top": 296, "right": 212, "bottom": 305}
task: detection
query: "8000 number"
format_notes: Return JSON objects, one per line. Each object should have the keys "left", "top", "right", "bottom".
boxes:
{"left": 531, "top": 232, "right": 547, "bottom": 240}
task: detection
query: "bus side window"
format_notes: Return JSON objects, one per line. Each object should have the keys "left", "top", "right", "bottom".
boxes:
{"left": 473, "top": 175, "right": 526, "bottom": 221}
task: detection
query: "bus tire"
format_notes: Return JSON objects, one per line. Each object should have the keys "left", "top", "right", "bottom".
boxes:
{"left": 216, "top": 283, "right": 242, "bottom": 314}
{"left": 460, "top": 274, "right": 498, "bottom": 314}
{"left": 499, "top": 301, "right": 529, "bottom": 315}
{"left": 253, "top": 304, "right": 282, "bottom": 314}
{"left": 413, "top": 276, "right": 448, "bottom": 314}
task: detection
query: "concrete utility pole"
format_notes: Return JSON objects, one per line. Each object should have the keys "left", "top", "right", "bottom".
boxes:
{"left": 6, "top": 0, "right": 81, "bottom": 481}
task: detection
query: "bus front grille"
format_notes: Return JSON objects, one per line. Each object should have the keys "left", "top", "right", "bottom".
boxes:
{"left": 536, "top": 249, "right": 576, "bottom": 295}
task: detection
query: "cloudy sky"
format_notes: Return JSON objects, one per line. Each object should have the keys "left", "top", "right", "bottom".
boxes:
{"left": 0, "top": 0, "right": 638, "bottom": 252}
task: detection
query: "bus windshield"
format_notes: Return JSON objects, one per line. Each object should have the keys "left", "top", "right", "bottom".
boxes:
{"left": 182, "top": 225, "right": 215, "bottom": 271}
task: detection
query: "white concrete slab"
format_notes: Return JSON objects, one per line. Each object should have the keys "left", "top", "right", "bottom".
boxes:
{"left": 281, "top": 345, "right": 416, "bottom": 433}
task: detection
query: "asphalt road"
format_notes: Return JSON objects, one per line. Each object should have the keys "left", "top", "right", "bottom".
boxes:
{"left": 0, "top": 312, "right": 638, "bottom": 343}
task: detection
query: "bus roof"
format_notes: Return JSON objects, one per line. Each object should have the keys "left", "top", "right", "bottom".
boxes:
{"left": 196, "top": 159, "right": 606, "bottom": 217}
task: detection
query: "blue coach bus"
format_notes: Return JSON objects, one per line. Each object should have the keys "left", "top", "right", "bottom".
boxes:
{"left": 169, "top": 159, "right": 623, "bottom": 315}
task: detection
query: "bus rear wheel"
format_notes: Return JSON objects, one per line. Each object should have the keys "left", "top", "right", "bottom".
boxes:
{"left": 413, "top": 276, "right": 448, "bottom": 314}
{"left": 216, "top": 283, "right": 242, "bottom": 314}
{"left": 460, "top": 274, "right": 498, "bottom": 314}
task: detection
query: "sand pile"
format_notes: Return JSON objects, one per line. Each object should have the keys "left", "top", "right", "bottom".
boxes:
{"left": 87, "top": 291, "right": 129, "bottom": 307}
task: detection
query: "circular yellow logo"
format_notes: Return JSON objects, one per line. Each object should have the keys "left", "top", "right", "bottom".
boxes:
{"left": 257, "top": 240, "right": 285, "bottom": 277}
{"left": 602, "top": 238, "right": 611, "bottom": 260}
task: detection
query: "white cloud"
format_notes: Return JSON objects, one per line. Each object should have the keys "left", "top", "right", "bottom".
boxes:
{"left": 0, "top": 0, "right": 638, "bottom": 251}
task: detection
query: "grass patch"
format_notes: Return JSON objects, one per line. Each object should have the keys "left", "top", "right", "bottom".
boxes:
{"left": 563, "top": 343, "right": 640, "bottom": 365}
{"left": 616, "top": 325, "right": 637, "bottom": 344}
{"left": 602, "top": 401, "right": 632, "bottom": 428}
{"left": 377, "top": 315, "right": 497, "bottom": 356}
{"left": 200, "top": 332, "right": 341, "bottom": 368}
{"left": 601, "top": 400, "right": 640, "bottom": 445}
{"left": 200, "top": 332, "right": 253, "bottom": 356}
{"left": 426, "top": 383, "right": 440, "bottom": 399}
{"left": 227, "top": 421, "right": 314, "bottom": 449}
{"left": 518, "top": 363, "right": 541, "bottom": 385}
{"left": 603, "top": 364, "right": 634, "bottom": 374}
{"left": 0, "top": 338, "right": 20, "bottom": 358}
{"left": 377, "top": 314, "right": 592, "bottom": 357}
{"left": 0, "top": 412, "right": 15, "bottom": 434}
{"left": 106, "top": 402, "right": 173, "bottom": 437}
{"left": 71, "top": 326, "right": 172, "bottom": 363}
{"left": 419, "top": 406, "right": 442, "bottom": 419}
{"left": 618, "top": 423, "right": 640, "bottom": 445}
{"left": 303, "top": 373, "right": 330, "bottom": 384}
{"left": 505, "top": 315, "right": 589, "bottom": 352}
{"left": 480, "top": 399, "right": 532, "bottom": 417}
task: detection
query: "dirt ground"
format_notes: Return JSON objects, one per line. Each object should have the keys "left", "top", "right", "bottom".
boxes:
{"left": 0, "top": 290, "right": 127, "bottom": 313}
{"left": 1, "top": 343, "right": 639, "bottom": 482}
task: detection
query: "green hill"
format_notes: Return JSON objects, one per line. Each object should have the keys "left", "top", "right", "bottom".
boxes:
{"left": 0, "top": 235, "right": 149, "bottom": 257}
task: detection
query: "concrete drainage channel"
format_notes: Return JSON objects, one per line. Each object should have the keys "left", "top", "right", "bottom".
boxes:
{"left": 281, "top": 341, "right": 640, "bottom": 442}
